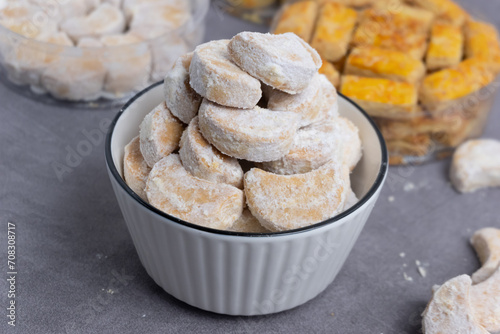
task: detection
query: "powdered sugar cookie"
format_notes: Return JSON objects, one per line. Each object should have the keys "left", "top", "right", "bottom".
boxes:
{"left": 124, "top": 136, "right": 151, "bottom": 201}
{"left": 450, "top": 139, "right": 500, "bottom": 193}
{"left": 344, "top": 188, "right": 359, "bottom": 211}
{"left": 258, "top": 117, "right": 342, "bottom": 175}
{"left": 334, "top": 117, "right": 363, "bottom": 171}
{"left": 164, "top": 53, "right": 202, "bottom": 124}
{"left": 198, "top": 99, "right": 301, "bottom": 162}
{"left": 60, "top": 3, "right": 126, "bottom": 42}
{"left": 228, "top": 32, "right": 321, "bottom": 94}
{"left": 317, "top": 74, "right": 340, "bottom": 119}
{"left": 470, "top": 265, "right": 500, "bottom": 333}
{"left": 267, "top": 73, "right": 325, "bottom": 128}
{"left": 470, "top": 227, "right": 500, "bottom": 284}
{"left": 41, "top": 56, "right": 106, "bottom": 101}
{"left": 100, "top": 34, "right": 152, "bottom": 96}
{"left": 228, "top": 209, "right": 270, "bottom": 233}
{"left": 189, "top": 40, "right": 262, "bottom": 109}
{"left": 139, "top": 101, "right": 184, "bottom": 168}
{"left": 244, "top": 162, "right": 350, "bottom": 232}
{"left": 422, "top": 275, "right": 489, "bottom": 334}
{"left": 179, "top": 117, "right": 244, "bottom": 188}
{"left": 4, "top": 31, "right": 73, "bottom": 87}
{"left": 145, "top": 154, "right": 244, "bottom": 230}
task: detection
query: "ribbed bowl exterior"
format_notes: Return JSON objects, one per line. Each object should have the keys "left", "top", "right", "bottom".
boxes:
{"left": 108, "top": 167, "right": 381, "bottom": 315}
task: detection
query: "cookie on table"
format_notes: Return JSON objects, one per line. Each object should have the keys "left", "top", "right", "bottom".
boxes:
{"left": 422, "top": 275, "right": 489, "bottom": 334}
{"left": 450, "top": 139, "right": 500, "bottom": 193}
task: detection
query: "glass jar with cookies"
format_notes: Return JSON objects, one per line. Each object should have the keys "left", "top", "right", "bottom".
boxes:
{"left": 271, "top": 0, "right": 500, "bottom": 165}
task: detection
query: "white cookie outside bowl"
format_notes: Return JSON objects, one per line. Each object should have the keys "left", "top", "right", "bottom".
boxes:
{"left": 105, "top": 81, "right": 388, "bottom": 316}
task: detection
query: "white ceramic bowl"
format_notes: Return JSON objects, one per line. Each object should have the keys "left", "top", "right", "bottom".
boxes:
{"left": 105, "top": 82, "right": 388, "bottom": 316}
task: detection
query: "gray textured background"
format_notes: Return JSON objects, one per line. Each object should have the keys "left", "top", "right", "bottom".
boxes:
{"left": 1, "top": 1, "right": 500, "bottom": 333}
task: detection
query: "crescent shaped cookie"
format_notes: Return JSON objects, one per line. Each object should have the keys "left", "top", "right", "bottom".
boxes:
{"left": 470, "top": 265, "right": 500, "bottom": 333}
{"left": 164, "top": 53, "right": 203, "bottom": 125}
{"left": 139, "top": 101, "right": 184, "bottom": 168}
{"left": 267, "top": 73, "right": 325, "bottom": 128}
{"left": 179, "top": 117, "right": 244, "bottom": 188}
{"left": 422, "top": 275, "right": 489, "bottom": 334}
{"left": 470, "top": 227, "right": 500, "bottom": 284}
{"left": 228, "top": 209, "right": 270, "bottom": 233}
{"left": 244, "top": 163, "right": 350, "bottom": 232}
{"left": 450, "top": 139, "right": 500, "bottom": 193}
{"left": 100, "top": 34, "right": 152, "bottom": 96}
{"left": 317, "top": 74, "right": 340, "bottom": 120}
{"left": 258, "top": 117, "right": 343, "bottom": 175}
{"left": 145, "top": 154, "right": 244, "bottom": 230}
{"left": 123, "top": 136, "right": 151, "bottom": 201}
{"left": 334, "top": 117, "right": 363, "bottom": 171}
{"left": 189, "top": 40, "right": 262, "bottom": 109}
{"left": 228, "top": 32, "right": 321, "bottom": 95}
{"left": 60, "top": 3, "right": 126, "bottom": 42}
{"left": 198, "top": 99, "right": 301, "bottom": 162}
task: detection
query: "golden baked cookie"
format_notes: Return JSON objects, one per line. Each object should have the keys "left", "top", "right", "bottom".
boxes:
{"left": 464, "top": 20, "right": 500, "bottom": 75}
{"left": 146, "top": 154, "right": 244, "bottom": 230}
{"left": 420, "top": 58, "right": 495, "bottom": 114}
{"left": 340, "top": 75, "right": 419, "bottom": 119}
{"left": 310, "top": 3, "right": 357, "bottom": 62}
{"left": 426, "top": 23, "right": 464, "bottom": 71}
{"left": 345, "top": 46, "right": 426, "bottom": 84}
{"left": 274, "top": 1, "right": 318, "bottom": 42}
{"left": 407, "top": 0, "right": 468, "bottom": 26}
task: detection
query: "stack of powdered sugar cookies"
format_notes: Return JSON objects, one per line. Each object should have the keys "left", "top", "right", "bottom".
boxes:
{"left": 123, "top": 32, "right": 363, "bottom": 233}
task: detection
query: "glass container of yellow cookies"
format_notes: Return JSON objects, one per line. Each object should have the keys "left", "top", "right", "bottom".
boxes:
{"left": 271, "top": 0, "right": 500, "bottom": 165}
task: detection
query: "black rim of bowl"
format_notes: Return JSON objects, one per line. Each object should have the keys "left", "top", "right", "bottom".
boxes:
{"left": 105, "top": 81, "right": 389, "bottom": 237}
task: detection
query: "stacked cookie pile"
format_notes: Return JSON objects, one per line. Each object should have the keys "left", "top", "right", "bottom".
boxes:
{"left": 124, "top": 32, "right": 362, "bottom": 233}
